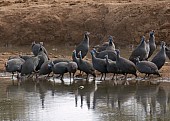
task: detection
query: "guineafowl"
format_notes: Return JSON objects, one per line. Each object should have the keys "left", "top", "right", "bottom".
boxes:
{"left": 48, "top": 61, "right": 68, "bottom": 81}
{"left": 5, "top": 58, "right": 25, "bottom": 79}
{"left": 135, "top": 57, "right": 160, "bottom": 77}
{"left": 32, "top": 41, "right": 49, "bottom": 59}
{"left": 21, "top": 56, "right": 40, "bottom": 77}
{"left": 93, "top": 48, "right": 116, "bottom": 61}
{"left": 105, "top": 36, "right": 115, "bottom": 51}
{"left": 91, "top": 50, "right": 107, "bottom": 81}
{"left": 165, "top": 46, "right": 170, "bottom": 60}
{"left": 36, "top": 48, "right": 49, "bottom": 71}
{"left": 67, "top": 61, "right": 78, "bottom": 82}
{"left": 75, "top": 31, "right": 90, "bottom": 59}
{"left": 105, "top": 55, "right": 119, "bottom": 81}
{"left": 129, "top": 36, "right": 148, "bottom": 63}
{"left": 148, "top": 30, "right": 156, "bottom": 59}
{"left": 151, "top": 41, "right": 166, "bottom": 70}
{"left": 115, "top": 49, "right": 137, "bottom": 84}
{"left": 78, "top": 51, "right": 96, "bottom": 80}
{"left": 39, "top": 60, "right": 53, "bottom": 77}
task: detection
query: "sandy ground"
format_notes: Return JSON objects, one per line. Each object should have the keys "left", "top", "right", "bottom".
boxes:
{"left": 0, "top": 0, "right": 169, "bottom": 47}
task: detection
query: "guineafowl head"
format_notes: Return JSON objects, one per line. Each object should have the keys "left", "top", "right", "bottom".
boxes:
{"left": 161, "top": 41, "right": 166, "bottom": 49}
{"left": 78, "top": 51, "right": 82, "bottom": 59}
{"left": 149, "top": 30, "right": 155, "bottom": 37}
{"left": 91, "top": 50, "right": 95, "bottom": 56}
{"left": 134, "top": 56, "right": 140, "bottom": 65}
{"left": 141, "top": 36, "right": 145, "bottom": 43}
{"left": 108, "top": 36, "right": 113, "bottom": 45}
{"left": 84, "top": 31, "right": 90, "bottom": 40}
{"left": 48, "top": 61, "right": 54, "bottom": 69}
{"left": 115, "top": 49, "right": 120, "bottom": 55}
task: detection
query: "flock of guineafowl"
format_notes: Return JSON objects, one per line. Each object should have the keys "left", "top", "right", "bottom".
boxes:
{"left": 5, "top": 30, "right": 170, "bottom": 84}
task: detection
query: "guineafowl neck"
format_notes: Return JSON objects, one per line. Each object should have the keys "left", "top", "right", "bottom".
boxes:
{"left": 149, "top": 36, "right": 155, "bottom": 42}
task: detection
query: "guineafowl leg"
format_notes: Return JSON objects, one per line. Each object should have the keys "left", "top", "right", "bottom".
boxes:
{"left": 104, "top": 73, "right": 106, "bottom": 80}
{"left": 111, "top": 74, "right": 115, "bottom": 80}
{"left": 86, "top": 74, "right": 89, "bottom": 81}
{"left": 100, "top": 73, "right": 103, "bottom": 80}
{"left": 69, "top": 72, "right": 72, "bottom": 83}
{"left": 73, "top": 73, "right": 75, "bottom": 80}
{"left": 60, "top": 74, "right": 64, "bottom": 81}
{"left": 12, "top": 72, "right": 14, "bottom": 80}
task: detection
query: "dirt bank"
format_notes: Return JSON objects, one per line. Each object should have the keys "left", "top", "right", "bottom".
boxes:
{"left": 0, "top": 0, "right": 169, "bottom": 47}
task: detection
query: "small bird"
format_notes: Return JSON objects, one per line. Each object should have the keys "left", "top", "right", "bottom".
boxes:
{"left": 129, "top": 36, "right": 148, "bottom": 63}
{"left": 75, "top": 31, "right": 90, "bottom": 59}
{"left": 91, "top": 50, "right": 107, "bottom": 81}
{"left": 135, "top": 57, "right": 160, "bottom": 78}
{"left": 151, "top": 41, "right": 166, "bottom": 70}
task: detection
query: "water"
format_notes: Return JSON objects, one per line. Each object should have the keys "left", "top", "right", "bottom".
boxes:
{"left": 1, "top": 45, "right": 169, "bottom": 121}
{"left": 0, "top": 77, "right": 170, "bottom": 121}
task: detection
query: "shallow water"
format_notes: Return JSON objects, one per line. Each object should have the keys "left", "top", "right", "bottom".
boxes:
{"left": 1, "top": 44, "right": 169, "bottom": 121}
{"left": 0, "top": 77, "right": 170, "bottom": 121}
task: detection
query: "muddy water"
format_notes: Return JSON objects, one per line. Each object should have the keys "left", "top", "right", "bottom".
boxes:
{"left": 1, "top": 45, "right": 170, "bottom": 121}
{"left": 0, "top": 78, "right": 170, "bottom": 121}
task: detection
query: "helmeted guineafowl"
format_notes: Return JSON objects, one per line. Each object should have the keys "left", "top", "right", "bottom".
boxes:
{"left": 115, "top": 49, "right": 137, "bottom": 84}
{"left": 5, "top": 58, "right": 25, "bottom": 79}
{"left": 135, "top": 57, "right": 160, "bottom": 77}
{"left": 105, "top": 36, "right": 115, "bottom": 51}
{"left": 75, "top": 31, "right": 90, "bottom": 59}
{"left": 78, "top": 51, "right": 96, "bottom": 80}
{"left": 147, "top": 30, "right": 156, "bottom": 59}
{"left": 67, "top": 61, "right": 78, "bottom": 82}
{"left": 93, "top": 48, "right": 116, "bottom": 61}
{"left": 32, "top": 41, "right": 49, "bottom": 59}
{"left": 48, "top": 61, "right": 68, "bottom": 81}
{"left": 39, "top": 60, "right": 53, "bottom": 77}
{"left": 165, "top": 46, "right": 170, "bottom": 60}
{"left": 129, "top": 36, "right": 148, "bottom": 63}
{"left": 151, "top": 41, "right": 166, "bottom": 70}
{"left": 105, "top": 55, "right": 119, "bottom": 81}
{"left": 36, "top": 48, "right": 49, "bottom": 71}
{"left": 21, "top": 56, "right": 40, "bottom": 76}
{"left": 91, "top": 50, "right": 107, "bottom": 80}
